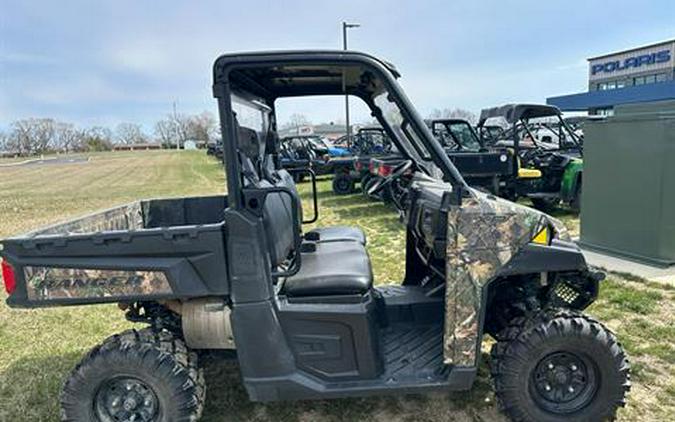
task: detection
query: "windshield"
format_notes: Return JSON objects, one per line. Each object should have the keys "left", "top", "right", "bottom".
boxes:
{"left": 320, "top": 137, "right": 335, "bottom": 148}
{"left": 447, "top": 122, "right": 481, "bottom": 151}
{"left": 373, "top": 92, "right": 431, "bottom": 164}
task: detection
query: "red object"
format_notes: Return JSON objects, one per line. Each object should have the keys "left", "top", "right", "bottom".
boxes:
{"left": 1, "top": 260, "right": 16, "bottom": 295}
{"left": 379, "top": 164, "right": 393, "bottom": 177}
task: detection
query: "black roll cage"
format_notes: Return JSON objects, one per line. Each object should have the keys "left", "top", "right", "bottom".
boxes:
{"left": 477, "top": 104, "right": 582, "bottom": 174}
{"left": 212, "top": 50, "right": 469, "bottom": 210}
{"left": 430, "top": 119, "right": 485, "bottom": 151}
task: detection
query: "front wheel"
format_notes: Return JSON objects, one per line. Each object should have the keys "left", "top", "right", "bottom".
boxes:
{"left": 569, "top": 184, "right": 581, "bottom": 213}
{"left": 360, "top": 174, "right": 373, "bottom": 196}
{"left": 61, "top": 328, "right": 205, "bottom": 422}
{"left": 332, "top": 172, "right": 355, "bottom": 195}
{"left": 490, "top": 309, "right": 630, "bottom": 422}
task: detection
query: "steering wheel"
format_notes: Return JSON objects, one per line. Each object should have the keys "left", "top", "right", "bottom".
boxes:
{"left": 520, "top": 146, "right": 544, "bottom": 165}
{"left": 367, "top": 160, "right": 414, "bottom": 196}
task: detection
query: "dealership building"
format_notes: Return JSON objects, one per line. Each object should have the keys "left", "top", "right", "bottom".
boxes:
{"left": 547, "top": 39, "right": 675, "bottom": 115}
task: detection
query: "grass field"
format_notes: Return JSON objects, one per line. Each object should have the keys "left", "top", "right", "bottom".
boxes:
{"left": 0, "top": 151, "right": 673, "bottom": 421}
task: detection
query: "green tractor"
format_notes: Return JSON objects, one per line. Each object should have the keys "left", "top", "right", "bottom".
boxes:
{"left": 478, "top": 104, "right": 583, "bottom": 212}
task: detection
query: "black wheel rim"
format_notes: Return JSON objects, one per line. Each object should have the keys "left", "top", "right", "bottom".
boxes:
{"left": 530, "top": 351, "right": 598, "bottom": 414}
{"left": 95, "top": 377, "right": 159, "bottom": 422}
{"left": 336, "top": 178, "right": 351, "bottom": 192}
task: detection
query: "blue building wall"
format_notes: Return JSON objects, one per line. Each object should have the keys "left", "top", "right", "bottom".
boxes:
{"left": 547, "top": 80, "right": 675, "bottom": 111}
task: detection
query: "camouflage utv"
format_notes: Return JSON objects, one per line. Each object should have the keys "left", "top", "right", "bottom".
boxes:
{"left": 1, "top": 51, "right": 629, "bottom": 422}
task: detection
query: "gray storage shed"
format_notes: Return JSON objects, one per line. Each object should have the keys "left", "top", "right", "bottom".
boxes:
{"left": 580, "top": 100, "right": 675, "bottom": 266}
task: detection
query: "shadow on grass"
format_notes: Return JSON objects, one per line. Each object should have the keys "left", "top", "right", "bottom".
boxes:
{"left": 0, "top": 345, "right": 501, "bottom": 421}
{"left": 200, "top": 352, "right": 501, "bottom": 422}
{"left": 0, "top": 352, "right": 83, "bottom": 420}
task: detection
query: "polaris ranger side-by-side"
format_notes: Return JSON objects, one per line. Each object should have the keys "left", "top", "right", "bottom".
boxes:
{"left": 1, "top": 51, "right": 628, "bottom": 422}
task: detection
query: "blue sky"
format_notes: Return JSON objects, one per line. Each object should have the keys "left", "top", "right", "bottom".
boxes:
{"left": 1, "top": 0, "right": 674, "bottom": 131}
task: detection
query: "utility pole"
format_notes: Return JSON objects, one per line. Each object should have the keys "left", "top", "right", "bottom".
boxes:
{"left": 172, "top": 100, "right": 180, "bottom": 151}
{"left": 342, "top": 22, "right": 360, "bottom": 143}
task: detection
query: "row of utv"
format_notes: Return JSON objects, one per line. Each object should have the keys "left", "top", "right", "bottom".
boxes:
{"left": 276, "top": 103, "right": 584, "bottom": 214}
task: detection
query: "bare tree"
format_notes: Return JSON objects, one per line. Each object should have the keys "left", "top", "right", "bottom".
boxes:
{"left": 54, "top": 122, "right": 82, "bottom": 153}
{"left": 115, "top": 122, "right": 148, "bottom": 145}
{"left": 154, "top": 112, "right": 193, "bottom": 148}
{"left": 8, "top": 118, "right": 57, "bottom": 155}
{"left": 154, "top": 119, "right": 176, "bottom": 147}
{"left": 172, "top": 113, "right": 191, "bottom": 147}
{"left": 427, "top": 108, "right": 477, "bottom": 125}
{"left": 33, "top": 118, "right": 56, "bottom": 153}
{"left": 0, "top": 130, "right": 9, "bottom": 151}
{"left": 188, "top": 111, "right": 217, "bottom": 142}
{"left": 83, "top": 126, "right": 113, "bottom": 151}
{"left": 281, "top": 113, "right": 311, "bottom": 131}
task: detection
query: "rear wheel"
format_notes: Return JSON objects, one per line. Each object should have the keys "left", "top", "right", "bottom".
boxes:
{"left": 490, "top": 309, "right": 630, "bottom": 422}
{"left": 332, "top": 172, "right": 355, "bottom": 195}
{"left": 61, "top": 328, "right": 205, "bottom": 422}
{"left": 364, "top": 177, "right": 383, "bottom": 201}
{"left": 292, "top": 172, "right": 305, "bottom": 183}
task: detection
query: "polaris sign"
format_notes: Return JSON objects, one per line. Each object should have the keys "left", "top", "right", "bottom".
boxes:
{"left": 591, "top": 50, "right": 671, "bottom": 75}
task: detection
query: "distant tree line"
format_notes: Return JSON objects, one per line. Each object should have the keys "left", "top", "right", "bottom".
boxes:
{"left": 0, "top": 111, "right": 219, "bottom": 156}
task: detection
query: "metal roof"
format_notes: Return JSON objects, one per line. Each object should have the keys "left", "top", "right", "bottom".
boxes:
{"left": 587, "top": 38, "right": 675, "bottom": 61}
{"left": 547, "top": 80, "right": 675, "bottom": 111}
{"left": 478, "top": 104, "right": 561, "bottom": 125}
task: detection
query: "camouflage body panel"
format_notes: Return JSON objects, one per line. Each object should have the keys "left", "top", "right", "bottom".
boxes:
{"left": 24, "top": 266, "right": 171, "bottom": 300}
{"left": 26, "top": 202, "right": 144, "bottom": 237}
{"left": 444, "top": 191, "right": 556, "bottom": 366}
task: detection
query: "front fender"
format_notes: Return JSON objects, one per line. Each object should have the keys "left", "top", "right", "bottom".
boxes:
{"left": 443, "top": 189, "right": 586, "bottom": 368}
{"left": 498, "top": 240, "right": 587, "bottom": 276}
{"left": 561, "top": 159, "right": 582, "bottom": 201}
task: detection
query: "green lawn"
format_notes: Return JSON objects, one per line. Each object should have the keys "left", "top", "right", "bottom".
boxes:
{"left": 0, "top": 151, "right": 672, "bottom": 421}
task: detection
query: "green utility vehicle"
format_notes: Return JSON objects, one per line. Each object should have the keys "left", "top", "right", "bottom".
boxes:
{"left": 478, "top": 104, "right": 584, "bottom": 212}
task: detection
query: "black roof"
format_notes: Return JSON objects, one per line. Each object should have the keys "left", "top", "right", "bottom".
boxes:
{"left": 478, "top": 104, "right": 562, "bottom": 125}
{"left": 212, "top": 50, "right": 401, "bottom": 100}
{"left": 428, "top": 118, "right": 471, "bottom": 125}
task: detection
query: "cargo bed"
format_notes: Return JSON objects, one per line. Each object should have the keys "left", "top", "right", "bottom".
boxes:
{"left": 1, "top": 195, "right": 229, "bottom": 308}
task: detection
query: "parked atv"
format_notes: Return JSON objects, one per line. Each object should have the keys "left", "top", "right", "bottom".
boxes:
{"left": 365, "top": 119, "right": 514, "bottom": 203}
{"left": 1, "top": 51, "right": 628, "bottom": 422}
{"left": 279, "top": 135, "right": 336, "bottom": 182}
{"left": 478, "top": 123, "right": 506, "bottom": 146}
{"left": 331, "top": 126, "right": 397, "bottom": 195}
{"left": 363, "top": 155, "right": 407, "bottom": 202}
{"left": 477, "top": 104, "right": 584, "bottom": 212}
{"left": 429, "top": 118, "right": 514, "bottom": 194}
{"left": 206, "top": 140, "right": 224, "bottom": 160}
